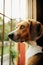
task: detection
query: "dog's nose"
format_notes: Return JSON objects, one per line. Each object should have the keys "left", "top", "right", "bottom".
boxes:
{"left": 8, "top": 34, "right": 14, "bottom": 39}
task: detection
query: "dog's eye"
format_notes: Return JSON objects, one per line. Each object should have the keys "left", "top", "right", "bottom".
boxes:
{"left": 20, "top": 25, "right": 25, "bottom": 29}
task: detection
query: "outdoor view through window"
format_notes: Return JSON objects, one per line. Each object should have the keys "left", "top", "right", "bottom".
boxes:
{"left": 0, "top": 0, "right": 28, "bottom": 65}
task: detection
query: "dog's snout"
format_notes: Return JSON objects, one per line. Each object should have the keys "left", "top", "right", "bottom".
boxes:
{"left": 8, "top": 34, "right": 14, "bottom": 39}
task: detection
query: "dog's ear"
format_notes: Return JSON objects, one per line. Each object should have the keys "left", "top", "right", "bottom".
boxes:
{"left": 36, "top": 23, "right": 42, "bottom": 36}
{"left": 30, "top": 21, "right": 35, "bottom": 40}
{"left": 29, "top": 20, "right": 42, "bottom": 40}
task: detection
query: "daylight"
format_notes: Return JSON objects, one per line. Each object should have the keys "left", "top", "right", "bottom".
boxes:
{"left": 0, "top": 0, "right": 27, "bottom": 23}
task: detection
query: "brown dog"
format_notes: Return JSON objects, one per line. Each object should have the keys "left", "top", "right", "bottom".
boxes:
{"left": 8, "top": 19, "right": 43, "bottom": 65}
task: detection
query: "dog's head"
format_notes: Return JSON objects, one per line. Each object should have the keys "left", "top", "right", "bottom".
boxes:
{"left": 8, "top": 19, "right": 43, "bottom": 42}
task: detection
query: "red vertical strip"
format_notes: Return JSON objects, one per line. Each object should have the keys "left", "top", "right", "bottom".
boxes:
{"left": 18, "top": 43, "right": 25, "bottom": 65}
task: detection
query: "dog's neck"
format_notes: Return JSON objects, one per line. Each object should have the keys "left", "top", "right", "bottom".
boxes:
{"left": 26, "top": 41, "right": 43, "bottom": 60}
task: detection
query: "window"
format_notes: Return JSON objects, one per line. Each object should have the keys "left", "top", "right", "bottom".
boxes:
{"left": 0, "top": 0, "right": 36, "bottom": 65}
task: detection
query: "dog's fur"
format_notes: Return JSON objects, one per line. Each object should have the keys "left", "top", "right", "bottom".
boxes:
{"left": 8, "top": 19, "right": 43, "bottom": 65}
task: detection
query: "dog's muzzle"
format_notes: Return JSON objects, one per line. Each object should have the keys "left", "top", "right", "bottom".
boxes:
{"left": 8, "top": 33, "right": 18, "bottom": 41}
{"left": 8, "top": 32, "right": 26, "bottom": 42}
{"left": 8, "top": 33, "right": 23, "bottom": 42}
